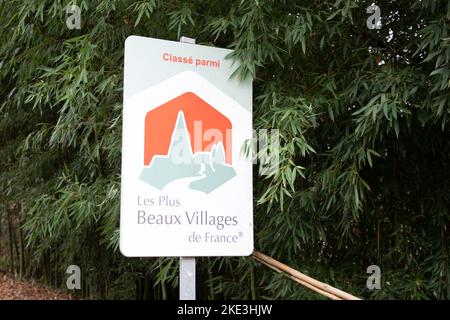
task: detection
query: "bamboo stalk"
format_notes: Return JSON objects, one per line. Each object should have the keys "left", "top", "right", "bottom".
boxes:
{"left": 252, "top": 250, "right": 361, "bottom": 300}
{"left": 18, "top": 202, "right": 24, "bottom": 280}
{"left": 160, "top": 265, "right": 168, "bottom": 300}
{"left": 6, "top": 207, "right": 14, "bottom": 274}
{"left": 250, "top": 266, "right": 258, "bottom": 300}
{"left": 208, "top": 268, "right": 215, "bottom": 300}
{"left": 377, "top": 221, "right": 380, "bottom": 258}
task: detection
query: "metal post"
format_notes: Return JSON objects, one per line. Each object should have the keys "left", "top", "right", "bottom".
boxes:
{"left": 179, "top": 35, "right": 196, "bottom": 301}
{"left": 179, "top": 257, "right": 196, "bottom": 300}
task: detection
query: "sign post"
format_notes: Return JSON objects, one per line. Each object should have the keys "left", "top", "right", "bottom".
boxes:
{"left": 120, "top": 35, "right": 253, "bottom": 300}
{"left": 179, "top": 256, "right": 196, "bottom": 300}
{"left": 179, "top": 36, "right": 197, "bottom": 301}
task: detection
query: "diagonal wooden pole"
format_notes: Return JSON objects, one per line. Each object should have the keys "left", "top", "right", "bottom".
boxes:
{"left": 252, "top": 250, "right": 361, "bottom": 300}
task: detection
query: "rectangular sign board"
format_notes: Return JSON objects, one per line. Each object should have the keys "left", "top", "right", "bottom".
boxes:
{"left": 120, "top": 36, "right": 253, "bottom": 257}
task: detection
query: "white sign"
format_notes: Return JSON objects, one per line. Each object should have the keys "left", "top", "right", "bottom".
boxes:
{"left": 120, "top": 36, "right": 253, "bottom": 257}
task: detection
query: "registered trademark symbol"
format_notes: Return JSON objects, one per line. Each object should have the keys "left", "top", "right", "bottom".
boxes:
{"left": 238, "top": 232, "right": 243, "bottom": 237}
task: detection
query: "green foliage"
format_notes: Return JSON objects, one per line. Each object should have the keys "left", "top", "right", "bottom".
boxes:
{"left": 0, "top": 0, "right": 449, "bottom": 299}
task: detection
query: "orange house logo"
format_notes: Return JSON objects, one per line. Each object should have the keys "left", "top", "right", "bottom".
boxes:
{"left": 139, "top": 92, "right": 236, "bottom": 193}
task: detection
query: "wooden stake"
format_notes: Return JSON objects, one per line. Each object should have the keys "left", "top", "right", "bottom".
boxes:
{"left": 252, "top": 250, "right": 361, "bottom": 300}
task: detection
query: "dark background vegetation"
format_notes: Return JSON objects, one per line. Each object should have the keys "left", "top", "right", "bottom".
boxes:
{"left": 0, "top": 0, "right": 449, "bottom": 299}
